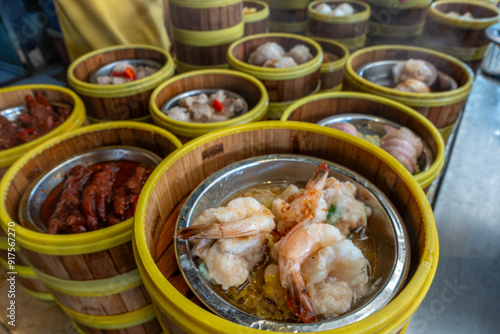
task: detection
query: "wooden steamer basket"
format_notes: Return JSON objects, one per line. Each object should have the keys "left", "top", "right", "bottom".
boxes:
{"left": 365, "top": 0, "right": 431, "bottom": 45}
{"left": 169, "top": 0, "right": 244, "bottom": 73}
{"left": 228, "top": 33, "right": 323, "bottom": 119}
{"left": 133, "top": 121, "right": 438, "bottom": 334}
{"left": 307, "top": 0, "right": 371, "bottom": 51}
{"left": 243, "top": 0, "right": 270, "bottom": 36}
{"left": 281, "top": 92, "right": 445, "bottom": 191}
{"left": 0, "top": 233, "right": 53, "bottom": 301}
{"left": 314, "top": 38, "right": 350, "bottom": 92}
{"left": 0, "top": 85, "right": 86, "bottom": 179}
{"left": 344, "top": 45, "right": 474, "bottom": 142}
{"left": 0, "top": 122, "right": 182, "bottom": 333}
{"left": 422, "top": 0, "right": 500, "bottom": 72}
{"left": 67, "top": 45, "right": 175, "bottom": 123}
{"left": 265, "top": 0, "right": 311, "bottom": 34}
{"left": 149, "top": 69, "right": 269, "bottom": 143}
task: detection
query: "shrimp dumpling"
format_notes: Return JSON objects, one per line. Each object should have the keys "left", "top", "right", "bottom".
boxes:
{"left": 248, "top": 42, "right": 286, "bottom": 66}
{"left": 287, "top": 45, "right": 313, "bottom": 65}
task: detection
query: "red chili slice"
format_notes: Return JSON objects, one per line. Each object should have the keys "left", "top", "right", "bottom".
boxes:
{"left": 212, "top": 99, "right": 223, "bottom": 112}
{"left": 124, "top": 67, "right": 136, "bottom": 81}
{"left": 17, "top": 128, "right": 37, "bottom": 138}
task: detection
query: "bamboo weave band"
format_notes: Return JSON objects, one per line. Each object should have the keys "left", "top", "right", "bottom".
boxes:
{"left": 169, "top": 0, "right": 240, "bottom": 8}
{"left": 173, "top": 22, "right": 244, "bottom": 47}
{"left": 265, "top": 0, "right": 311, "bottom": 9}
{"left": 368, "top": 21, "right": 425, "bottom": 37}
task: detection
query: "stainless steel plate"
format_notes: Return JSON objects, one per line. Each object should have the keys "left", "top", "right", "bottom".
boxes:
{"left": 161, "top": 89, "right": 249, "bottom": 117}
{"left": 18, "top": 146, "right": 162, "bottom": 233}
{"left": 358, "top": 60, "right": 458, "bottom": 91}
{"left": 175, "top": 154, "right": 410, "bottom": 332}
{"left": 317, "top": 114, "right": 433, "bottom": 173}
{"left": 89, "top": 59, "right": 163, "bottom": 83}
{"left": 0, "top": 101, "right": 72, "bottom": 122}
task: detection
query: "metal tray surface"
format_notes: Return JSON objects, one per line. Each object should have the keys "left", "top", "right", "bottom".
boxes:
{"left": 175, "top": 154, "right": 410, "bottom": 332}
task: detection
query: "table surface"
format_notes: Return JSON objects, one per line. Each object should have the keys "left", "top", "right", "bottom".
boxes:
{"left": 1, "top": 74, "right": 499, "bottom": 334}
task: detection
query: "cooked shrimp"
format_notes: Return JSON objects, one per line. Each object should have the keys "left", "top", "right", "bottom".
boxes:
{"left": 272, "top": 163, "right": 329, "bottom": 235}
{"left": 322, "top": 177, "right": 372, "bottom": 236}
{"left": 279, "top": 221, "right": 345, "bottom": 322}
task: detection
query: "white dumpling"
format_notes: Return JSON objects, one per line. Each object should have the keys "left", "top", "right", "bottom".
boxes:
{"left": 248, "top": 42, "right": 286, "bottom": 66}
{"left": 287, "top": 45, "right": 313, "bottom": 65}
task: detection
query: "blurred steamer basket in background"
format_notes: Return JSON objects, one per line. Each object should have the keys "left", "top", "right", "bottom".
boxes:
{"left": 243, "top": 0, "right": 270, "bottom": 36}
{"left": 422, "top": 0, "right": 500, "bottom": 73}
{"left": 169, "top": 0, "right": 244, "bottom": 73}
{"left": 265, "top": 0, "right": 311, "bottom": 35}
{"left": 313, "top": 38, "right": 350, "bottom": 92}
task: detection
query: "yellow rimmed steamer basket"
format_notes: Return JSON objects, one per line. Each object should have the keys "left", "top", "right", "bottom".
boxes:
{"left": 307, "top": 0, "right": 371, "bottom": 51}
{"left": 0, "top": 122, "right": 182, "bottom": 333}
{"left": 344, "top": 45, "right": 474, "bottom": 143}
{"left": 67, "top": 44, "right": 175, "bottom": 123}
{"left": 365, "top": 0, "right": 432, "bottom": 45}
{"left": 314, "top": 38, "right": 350, "bottom": 92}
{"left": 169, "top": 0, "right": 244, "bottom": 73}
{"left": 0, "top": 85, "right": 86, "bottom": 179}
{"left": 265, "top": 0, "right": 311, "bottom": 34}
{"left": 0, "top": 232, "right": 53, "bottom": 301}
{"left": 228, "top": 33, "right": 323, "bottom": 119}
{"left": 149, "top": 69, "right": 269, "bottom": 143}
{"left": 281, "top": 92, "right": 445, "bottom": 192}
{"left": 422, "top": 0, "right": 500, "bottom": 72}
{"left": 243, "top": 0, "right": 270, "bottom": 36}
{"left": 133, "top": 121, "right": 439, "bottom": 334}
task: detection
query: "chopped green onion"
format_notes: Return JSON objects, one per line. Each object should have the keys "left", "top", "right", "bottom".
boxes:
{"left": 198, "top": 263, "right": 209, "bottom": 280}
{"left": 327, "top": 204, "right": 342, "bottom": 224}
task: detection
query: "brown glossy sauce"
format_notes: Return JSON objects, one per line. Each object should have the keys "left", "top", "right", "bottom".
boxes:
{"left": 41, "top": 160, "right": 144, "bottom": 229}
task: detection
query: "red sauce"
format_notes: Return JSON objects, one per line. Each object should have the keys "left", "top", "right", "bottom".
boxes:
{"left": 41, "top": 160, "right": 148, "bottom": 232}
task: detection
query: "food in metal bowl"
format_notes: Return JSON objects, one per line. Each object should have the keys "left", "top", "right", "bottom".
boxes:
{"left": 243, "top": 6, "right": 258, "bottom": 14}
{"left": 164, "top": 89, "right": 248, "bottom": 123}
{"left": 248, "top": 42, "right": 314, "bottom": 68}
{"left": 445, "top": 11, "right": 474, "bottom": 19}
{"left": 314, "top": 2, "right": 356, "bottom": 16}
{"left": 90, "top": 59, "right": 161, "bottom": 85}
{"left": 0, "top": 93, "right": 72, "bottom": 150}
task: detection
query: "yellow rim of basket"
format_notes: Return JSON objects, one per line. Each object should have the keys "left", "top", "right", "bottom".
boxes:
{"left": 313, "top": 37, "right": 350, "bottom": 72}
{"left": 227, "top": 33, "right": 323, "bottom": 80}
{"left": 335, "top": 34, "right": 367, "bottom": 51}
{"left": 173, "top": 22, "right": 244, "bottom": 47}
{"left": 86, "top": 114, "right": 152, "bottom": 124}
{"left": 0, "top": 122, "right": 182, "bottom": 256}
{"left": 426, "top": 42, "right": 489, "bottom": 61}
{"left": 280, "top": 92, "right": 445, "bottom": 189}
{"left": 308, "top": 0, "right": 371, "bottom": 23}
{"left": 70, "top": 320, "right": 87, "bottom": 334}
{"left": 243, "top": 1, "right": 270, "bottom": 23}
{"left": 0, "top": 235, "right": 19, "bottom": 251}
{"left": 149, "top": 69, "right": 269, "bottom": 138}
{"left": 30, "top": 265, "right": 143, "bottom": 297}
{"left": 176, "top": 59, "right": 229, "bottom": 74}
{"left": 266, "top": 0, "right": 311, "bottom": 9}
{"left": 429, "top": 0, "right": 500, "bottom": 29}
{"left": 368, "top": 21, "right": 425, "bottom": 37}
{"left": 170, "top": 0, "right": 240, "bottom": 8}
{"left": 56, "top": 300, "right": 156, "bottom": 330}
{"left": 269, "top": 20, "right": 308, "bottom": 32}
{"left": 439, "top": 121, "right": 456, "bottom": 142}
{"left": 20, "top": 285, "right": 54, "bottom": 302}
{"left": 0, "top": 85, "right": 86, "bottom": 168}
{"left": 319, "top": 83, "right": 343, "bottom": 92}
{"left": 0, "top": 257, "right": 35, "bottom": 277}
{"left": 344, "top": 45, "right": 474, "bottom": 107}
{"left": 134, "top": 121, "right": 439, "bottom": 334}
{"left": 68, "top": 44, "right": 175, "bottom": 98}
{"left": 267, "top": 83, "right": 321, "bottom": 119}
{"left": 365, "top": 0, "right": 431, "bottom": 9}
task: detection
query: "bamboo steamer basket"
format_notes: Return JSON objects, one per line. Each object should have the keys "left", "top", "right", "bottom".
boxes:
{"left": 422, "top": 0, "right": 500, "bottom": 72}
{"left": 307, "top": 0, "right": 371, "bottom": 51}
{"left": 0, "top": 85, "right": 86, "bottom": 179}
{"left": 0, "top": 233, "right": 54, "bottom": 302}
{"left": 169, "top": 0, "right": 244, "bottom": 72}
{"left": 228, "top": 33, "right": 323, "bottom": 119}
{"left": 243, "top": 0, "right": 270, "bottom": 36}
{"left": 314, "top": 38, "right": 350, "bottom": 92}
{"left": 149, "top": 69, "right": 269, "bottom": 143}
{"left": 133, "top": 121, "right": 438, "bottom": 334}
{"left": 281, "top": 92, "right": 445, "bottom": 191}
{"left": 0, "top": 122, "right": 182, "bottom": 333}
{"left": 344, "top": 45, "right": 474, "bottom": 143}
{"left": 365, "top": 0, "right": 431, "bottom": 41}
{"left": 67, "top": 45, "right": 175, "bottom": 122}
{"left": 266, "top": 0, "right": 310, "bottom": 34}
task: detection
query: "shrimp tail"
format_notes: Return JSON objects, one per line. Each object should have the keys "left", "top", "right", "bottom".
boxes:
{"left": 176, "top": 224, "right": 217, "bottom": 239}
{"left": 306, "top": 162, "right": 329, "bottom": 190}
{"left": 285, "top": 269, "right": 318, "bottom": 323}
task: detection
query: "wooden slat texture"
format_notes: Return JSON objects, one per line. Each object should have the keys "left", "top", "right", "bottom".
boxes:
{"left": 75, "top": 318, "right": 162, "bottom": 334}
{"left": 170, "top": 2, "right": 242, "bottom": 31}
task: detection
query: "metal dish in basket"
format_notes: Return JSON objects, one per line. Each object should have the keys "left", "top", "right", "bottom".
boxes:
{"left": 175, "top": 154, "right": 410, "bottom": 332}
{"left": 317, "top": 113, "right": 433, "bottom": 173}
{"left": 161, "top": 89, "right": 249, "bottom": 117}
{"left": 88, "top": 59, "right": 163, "bottom": 84}
{"left": 1, "top": 101, "right": 72, "bottom": 122}
{"left": 18, "top": 146, "right": 162, "bottom": 233}
{"left": 358, "top": 60, "right": 458, "bottom": 91}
